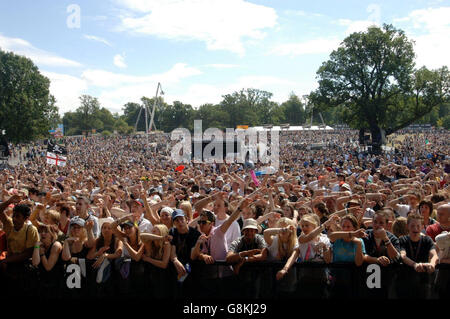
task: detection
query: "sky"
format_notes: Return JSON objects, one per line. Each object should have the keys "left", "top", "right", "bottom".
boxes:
{"left": 0, "top": 0, "right": 449, "bottom": 115}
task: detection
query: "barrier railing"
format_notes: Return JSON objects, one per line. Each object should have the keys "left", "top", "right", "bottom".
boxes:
{"left": 2, "top": 261, "right": 449, "bottom": 299}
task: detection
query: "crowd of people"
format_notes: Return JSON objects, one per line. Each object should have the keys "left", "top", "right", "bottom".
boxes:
{"left": 0, "top": 127, "right": 449, "bottom": 299}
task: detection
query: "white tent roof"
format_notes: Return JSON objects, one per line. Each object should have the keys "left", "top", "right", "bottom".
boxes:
{"left": 246, "top": 125, "right": 334, "bottom": 131}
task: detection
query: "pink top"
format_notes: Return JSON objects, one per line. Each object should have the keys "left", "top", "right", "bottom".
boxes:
{"left": 201, "top": 226, "right": 227, "bottom": 261}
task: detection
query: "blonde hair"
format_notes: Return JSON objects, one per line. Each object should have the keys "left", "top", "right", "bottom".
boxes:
{"left": 147, "top": 224, "right": 169, "bottom": 260}
{"left": 70, "top": 225, "right": 87, "bottom": 243}
{"left": 46, "top": 210, "right": 61, "bottom": 225}
{"left": 179, "top": 201, "right": 193, "bottom": 222}
{"left": 276, "top": 218, "right": 297, "bottom": 260}
{"left": 300, "top": 213, "right": 320, "bottom": 228}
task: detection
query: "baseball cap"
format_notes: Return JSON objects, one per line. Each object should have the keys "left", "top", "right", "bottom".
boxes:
{"left": 120, "top": 220, "right": 135, "bottom": 228}
{"left": 148, "top": 188, "right": 160, "bottom": 195}
{"left": 348, "top": 199, "right": 361, "bottom": 206}
{"left": 242, "top": 218, "right": 258, "bottom": 231}
{"left": 70, "top": 216, "right": 86, "bottom": 227}
{"left": 172, "top": 208, "right": 185, "bottom": 221}
{"left": 160, "top": 206, "right": 174, "bottom": 216}
{"left": 128, "top": 198, "right": 144, "bottom": 207}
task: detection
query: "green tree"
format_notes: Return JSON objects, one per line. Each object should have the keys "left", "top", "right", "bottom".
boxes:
{"left": 311, "top": 24, "right": 449, "bottom": 152}
{"left": 0, "top": 50, "right": 60, "bottom": 142}
{"left": 280, "top": 94, "right": 305, "bottom": 125}
{"left": 122, "top": 102, "right": 144, "bottom": 131}
{"left": 194, "top": 103, "right": 229, "bottom": 130}
{"left": 76, "top": 95, "right": 101, "bottom": 132}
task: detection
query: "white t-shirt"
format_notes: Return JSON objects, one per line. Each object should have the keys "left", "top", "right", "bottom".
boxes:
{"left": 298, "top": 234, "right": 331, "bottom": 262}
{"left": 396, "top": 204, "right": 410, "bottom": 217}
{"left": 436, "top": 232, "right": 450, "bottom": 260}
{"left": 267, "top": 236, "right": 299, "bottom": 261}
{"left": 214, "top": 216, "right": 241, "bottom": 249}
{"left": 137, "top": 216, "right": 153, "bottom": 234}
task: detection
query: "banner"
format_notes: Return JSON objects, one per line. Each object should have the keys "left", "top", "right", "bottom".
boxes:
{"left": 47, "top": 140, "right": 67, "bottom": 155}
{"left": 46, "top": 152, "right": 67, "bottom": 167}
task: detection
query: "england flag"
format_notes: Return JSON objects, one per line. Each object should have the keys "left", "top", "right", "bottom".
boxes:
{"left": 46, "top": 152, "right": 67, "bottom": 167}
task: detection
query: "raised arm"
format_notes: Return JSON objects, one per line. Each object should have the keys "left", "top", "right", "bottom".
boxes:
{"left": 299, "top": 217, "right": 336, "bottom": 243}
{"left": 141, "top": 192, "right": 161, "bottom": 225}
{"left": 328, "top": 228, "right": 367, "bottom": 243}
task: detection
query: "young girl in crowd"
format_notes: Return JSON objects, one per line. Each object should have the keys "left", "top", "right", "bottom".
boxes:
{"left": 140, "top": 224, "right": 171, "bottom": 298}
{"left": 32, "top": 223, "right": 63, "bottom": 298}
{"left": 263, "top": 217, "right": 298, "bottom": 296}
{"left": 87, "top": 218, "right": 122, "bottom": 296}
{"left": 61, "top": 217, "right": 95, "bottom": 297}
{"left": 325, "top": 214, "right": 367, "bottom": 298}
{"left": 111, "top": 214, "right": 145, "bottom": 296}
{"left": 296, "top": 214, "right": 335, "bottom": 298}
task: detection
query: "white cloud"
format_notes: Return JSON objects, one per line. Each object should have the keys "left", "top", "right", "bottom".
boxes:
{"left": 334, "top": 4, "right": 381, "bottom": 35}
{"left": 83, "top": 34, "right": 112, "bottom": 47}
{"left": 171, "top": 75, "right": 316, "bottom": 109}
{"left": 204, "top": 64, "right": 240, "bottom": 69}
{"left": 393, "top": 7, "right": 450, "bottom": 69}
{"left": 42, "top": 71, "right": 88, "bottom": 114}
{"left": 80, "top": 63, "right": 203, "bottom": 113}
{"left": 82, "top": 63, "right": 202, "bottom": 87}
{"left": 337, "top": 19, "right": 379, "bottom": 35}
{"left": 0, "top": 33, "right": 82, "bottom": 68}
{"left": 115, "top": 0, "right": 277, "bottom": 55}
{"left": 270, "top": 38, "right": 341, "bottom": 56}
{"left": 113, "top": 54, "right": 127, "bottom": 68}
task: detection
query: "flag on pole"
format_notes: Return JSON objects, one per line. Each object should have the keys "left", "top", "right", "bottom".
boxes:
{"left": 46, "top": 152, "right": 67, "bottom": 167}
{"left": 47, "top": 140, "right": 67, "bottom": 155}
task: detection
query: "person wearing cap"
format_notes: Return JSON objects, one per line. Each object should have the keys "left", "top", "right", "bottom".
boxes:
{"left": 141, "top": 191, "right": 174, "bottom": 230}
{"left": 0, "top": 195, "right": 39, "bottom": 294}
{"left": 203, "top": 179, "right": 213, "bottom": 194}
{"left": 73, "top": 196, "right": 100, "bottom": 238}
{"left": 62, "top": 216, "right": 96, "bottom": 263}
{"left": 226, "top": 218, "right": 267, "bottom": 265}
{"left": 60, "top": 216, "right": 96, "bottom": 296}
{"left": 169, "top": 208, "right": 201, "bottom": 296}
{"left": 190, "top": 196, "right": 250, "bottom": 296}
{"left": 214, "top": 176, "right": 224, "bottom": 191}
{"left": 127, "top": 198, "right": 153, "bottom": 234}
{"left": 340, "top": 182, "right": 352, "bottom": 193}
{"left": 225, "top": 217, "right": 267, "bottom": 298}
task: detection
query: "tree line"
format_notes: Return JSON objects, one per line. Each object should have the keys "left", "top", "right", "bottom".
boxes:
{"left": 1, "top": 24, "right": 449, "bottom": 143}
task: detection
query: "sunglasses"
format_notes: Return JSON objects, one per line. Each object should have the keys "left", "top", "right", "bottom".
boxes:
{"left": 198, "top": 220, "right": 211, "bottom": 225}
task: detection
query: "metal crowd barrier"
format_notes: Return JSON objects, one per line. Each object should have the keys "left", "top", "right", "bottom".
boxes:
{"left": 2, "top": 261, "right": 449, "bottom": 299}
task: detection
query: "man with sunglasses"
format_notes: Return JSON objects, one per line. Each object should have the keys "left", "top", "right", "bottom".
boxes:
{"left": 191, "top": 196, "right": 249, "bottom": 265}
